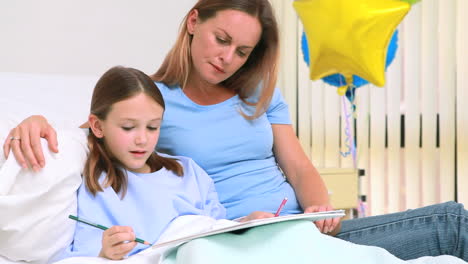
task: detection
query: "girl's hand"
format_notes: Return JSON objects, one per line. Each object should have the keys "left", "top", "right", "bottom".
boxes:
{"left": 304, "top": 205, "right": 341, "bottom": 235}
{"left": 239, "top": 211, "right": 275, "bottom": 222}
{"left": 99, "top": 226, "right": 137, "bottom": 260}
{"left": 2, "top": 115, "right": 58, "bottom": 171}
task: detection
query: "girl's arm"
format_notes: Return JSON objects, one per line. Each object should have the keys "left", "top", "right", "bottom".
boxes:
{"left": 272, "top": 124, "right": 341, "bottom": 235}
{"left": 195, "top": 159, "right": 277, "bottom": 222}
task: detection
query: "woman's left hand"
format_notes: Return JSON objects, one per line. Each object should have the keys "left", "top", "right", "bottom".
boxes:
{"left": 239, "top": 211, "right": 275, "bottom": 222}
{"left": 304, "top": 204, "right": 341, "bottom": 235}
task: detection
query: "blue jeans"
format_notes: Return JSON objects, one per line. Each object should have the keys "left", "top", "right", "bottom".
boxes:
{"left": 337, "top": 202, "right": 468, "bottom": 261}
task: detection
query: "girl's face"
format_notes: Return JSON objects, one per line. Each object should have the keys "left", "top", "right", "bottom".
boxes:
{"left": 187, "top": 9, "right": 262, "bottom": 85}
{"left": 96, "top": 93, "right": 163, "bottom": 173}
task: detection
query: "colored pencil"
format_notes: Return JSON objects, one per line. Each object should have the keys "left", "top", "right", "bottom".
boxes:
{"left": 274, "top": 197, "right": 288, "bottom": 217}
{"left": 69, "top": 215, "right": 152, "bottom": 246}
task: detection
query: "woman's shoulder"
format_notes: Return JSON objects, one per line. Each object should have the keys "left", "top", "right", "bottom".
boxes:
{"left": 245, "top": 85, "right": 283, "bottom": 102}
{"left": 154, "top": 82, "right": 180, "bottom": 94}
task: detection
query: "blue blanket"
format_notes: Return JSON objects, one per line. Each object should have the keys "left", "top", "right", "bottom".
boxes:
{"left": 51, "top": 218, "right": 466, "bottom": 264}
{"left": 163, "top": 220, "right": 407, "bottom": 264}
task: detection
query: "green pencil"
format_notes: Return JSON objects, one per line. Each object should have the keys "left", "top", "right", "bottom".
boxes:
{"left": 69, "top": 215, "right": 152, "bottom": 246}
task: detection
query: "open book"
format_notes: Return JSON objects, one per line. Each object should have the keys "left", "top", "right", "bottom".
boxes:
{"left": 152, "top": 210, "right": 345, "bottom": 249}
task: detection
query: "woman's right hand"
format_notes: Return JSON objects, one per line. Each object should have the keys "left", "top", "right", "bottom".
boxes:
{"left": 2, "top": 115, "right": 58, "bottom": 171}
{"left": 304, "top": 204, "right": 341, "bottom": 235}
{"left": 99, "top": 226, "right": 137, "bottom": 260}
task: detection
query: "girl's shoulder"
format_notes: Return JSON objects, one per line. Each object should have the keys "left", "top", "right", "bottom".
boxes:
{"left": 157, "top": 152, "right": 210, "bottom": 180}
{"left": 157, "top": 152, "right": 196, "bottom": 169}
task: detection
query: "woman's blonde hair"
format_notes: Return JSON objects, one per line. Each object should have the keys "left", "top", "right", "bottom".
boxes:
{"left": 84, "top": 66, "right": 183, "bottom": 198}
{"left": 152, "top": 0, "right": 279, "bottom": 119}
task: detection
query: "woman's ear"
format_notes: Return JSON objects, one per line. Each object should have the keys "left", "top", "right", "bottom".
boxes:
{"left": 88, "top": 114, "right": 104, "bottom": 138}
{"left": 187, "top": 9, "right": 199, "bottom": 35}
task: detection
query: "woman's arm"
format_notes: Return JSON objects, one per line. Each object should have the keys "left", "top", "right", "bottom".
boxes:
{"left": 272, "top": 124, "right": 341, "bottom": 235}
{"left": 2, "top": 115, "right": 58, "bottom": 171}
{"left": 272, "top": 124, "right": 329, "bottom": 206}
{"left": 79, "top": 121, "right": 89, "bottom": 128}
{"left": 2, "top": 117, "right": 89, "bottom": 171}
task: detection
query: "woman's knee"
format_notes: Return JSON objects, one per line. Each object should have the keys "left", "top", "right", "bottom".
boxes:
{"left": 432, "top": 201, "right": 466, "bottom": 216}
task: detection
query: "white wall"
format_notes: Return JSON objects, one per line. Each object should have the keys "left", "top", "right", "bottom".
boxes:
{"left": 0, "top": 0, "right": 196, "bottom": 76}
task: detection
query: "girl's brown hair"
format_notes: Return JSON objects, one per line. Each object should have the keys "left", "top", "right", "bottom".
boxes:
{"left": 152, "top": 0, "right": 279, "bottom": 119}
{"left": 84, "top": 66, "right": 183, "bottom": 197}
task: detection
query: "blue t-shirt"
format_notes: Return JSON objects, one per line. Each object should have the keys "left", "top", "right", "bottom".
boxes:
{"left": 61, "top": 154, "right": 225, "bottom": 258}
{"left": 156, "top": 82, "right": 302, "bottom": 219}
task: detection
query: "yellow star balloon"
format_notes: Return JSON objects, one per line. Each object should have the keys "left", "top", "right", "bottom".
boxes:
{"left": 293, "top": 0, "right": 410, "bottom": 88}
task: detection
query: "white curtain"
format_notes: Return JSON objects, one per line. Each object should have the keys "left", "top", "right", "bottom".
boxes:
{"left": 271, "top": 0, "right": 468, "bottom": 216}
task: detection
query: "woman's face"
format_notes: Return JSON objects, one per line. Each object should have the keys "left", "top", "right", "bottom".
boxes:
{"left": 187, "top": 9, "right": 262, "bottom": 85}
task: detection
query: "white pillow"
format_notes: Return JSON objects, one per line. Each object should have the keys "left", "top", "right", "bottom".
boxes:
{"left": 0, "top": 72, "right": 97, "bottom": 130}
{"left": 0, "top": 128, "right": 88, "bottom": 264}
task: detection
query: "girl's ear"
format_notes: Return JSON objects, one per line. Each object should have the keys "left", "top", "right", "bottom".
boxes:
{"left": 187, "top": 9, "right": 199, "bottom": 35}
{"left": 88, "top": 114, "right": 104, "bottom": 138}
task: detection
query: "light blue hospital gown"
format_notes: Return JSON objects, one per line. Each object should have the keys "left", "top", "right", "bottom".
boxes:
{"left": 59, "top": 154, "right": 225, "bottom": 258}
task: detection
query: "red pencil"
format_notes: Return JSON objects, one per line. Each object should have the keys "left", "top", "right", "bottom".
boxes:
{"left": 274, "top": 197, "right": 288, "bottom": 217}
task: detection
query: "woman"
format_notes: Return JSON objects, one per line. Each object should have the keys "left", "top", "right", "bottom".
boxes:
{"left": 3, "top": 0, "right": 467, "bottom": 261}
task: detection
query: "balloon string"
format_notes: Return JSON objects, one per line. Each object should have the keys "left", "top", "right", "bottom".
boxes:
{"left": 338, "top": 78, "right": 357, "bottom": 168}
{"left": 340, "top": 95, "right": 357, "bottom": 168}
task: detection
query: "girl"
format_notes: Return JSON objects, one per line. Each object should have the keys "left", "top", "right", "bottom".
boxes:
{"left": 61, "top": 66, "right": 272, "bottom": 260}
